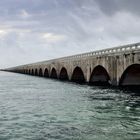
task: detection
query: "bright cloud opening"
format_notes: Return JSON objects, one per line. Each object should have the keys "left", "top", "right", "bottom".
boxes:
{"left": 0, "top": 30, "right": 7, "bottom": 38}
{"left": 42, "top": 33, "right": 66, "bottom": 42}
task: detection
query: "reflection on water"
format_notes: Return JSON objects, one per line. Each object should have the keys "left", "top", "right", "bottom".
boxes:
{"left": 0, "top": 71, "right": 140, "bottom": 140}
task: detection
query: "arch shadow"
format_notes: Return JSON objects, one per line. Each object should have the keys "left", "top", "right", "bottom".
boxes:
{"left": 31, "top": 69, "right": 34, "bottom": 75}
{"left": 44, "top": 68, "right": 49, "bottom": 77}
{"left": 25, "top": 70, "right": 27, "bottom": 74}
{"left": 35, "top": 69, "right": 38, "bottom": 76}
{"left": 119, "top": 64, "right": 140, "bottom": 86}
{"left": 28, "top": 69, "right": 31, "bottom": 75}
{"left": 59, "top": 67, "right": 69, "bottom": 81}
{"left": 39, "top": 68, "right": 43, "bottom": 77}
{"left": 50, "top": 68, "right": 57, "bottom": 79}
{"left": 71, "top": 67, "right": 85, "bottom": 83}
{"left": 89, "top": 65, "right": 110, "bottom": 86}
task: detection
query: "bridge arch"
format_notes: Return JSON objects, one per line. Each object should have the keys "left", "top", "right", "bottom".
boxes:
{"left": 35, "top": 69, "right": 38, "bottom": 76}
{"left": 28, "top": 69, "right": 31, "bottom": 75}
{"left": 39, "top": 68, "right": 43, "bottom": 77}
{"left": 119, "top": 64, "right": 140, "bottom": 86}
{"left": 89, "top": 65, "right": 110, "bottom": 85}
{"left": 23, "top": 70, "right": 26, "bottom": 74}
{"left": 44, "top": 68, "right": 49, "bottom": 77}
{"left": 25, "top": 70, "right": 27, "bottom": 74}
{"left": 31, "top": 69, "right": 34, "bottom": 75}
{"left": 50, "top": 68, "right": 57, "bottom": 79}
{"left": 59, "top": 67, "right": 69, "bottom": 80}
{"left": 71, "top": 66, "right": 85, "bottom": 83}
{"left": 21, "top": 70, "right": 23, "bottom": 74}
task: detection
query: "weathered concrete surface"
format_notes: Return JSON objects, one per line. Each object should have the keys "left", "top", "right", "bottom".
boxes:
{"left": 5, "top": 42, "right": 140, "bottom": 86}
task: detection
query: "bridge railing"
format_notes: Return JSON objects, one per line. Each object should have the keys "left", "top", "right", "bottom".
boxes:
{"left": 28, "top": 42, "right": 140, "bottom": 66}
{"left": 57, "top": 42, "right": 140, "bottom": 61}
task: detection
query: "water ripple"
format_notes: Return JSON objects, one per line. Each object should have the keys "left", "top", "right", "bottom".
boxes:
{"left": 0, "top": 71, "right": 140, "bottom": 140}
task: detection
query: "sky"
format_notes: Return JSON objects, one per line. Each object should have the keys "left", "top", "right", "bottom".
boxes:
{"left": 0, "top": 0, "right": 140, "bottom": 68}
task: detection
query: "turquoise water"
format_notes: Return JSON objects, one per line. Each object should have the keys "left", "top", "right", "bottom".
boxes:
{"left": 0, "top": 71, "right": 140, "bottom": 140}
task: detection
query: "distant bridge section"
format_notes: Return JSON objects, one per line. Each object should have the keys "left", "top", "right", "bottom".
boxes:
{"left": 4, "top": 42, "right": 140, "bottom": 86}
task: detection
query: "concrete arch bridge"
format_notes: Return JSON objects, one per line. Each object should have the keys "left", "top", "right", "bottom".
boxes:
{"left": 5, "top": 42, "right": 140, "bottom": 87}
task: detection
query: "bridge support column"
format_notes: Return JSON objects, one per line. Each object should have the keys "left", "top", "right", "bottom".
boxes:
{"left": 86, "top": 65, "right": 91, "bottom": 83}
{"left": 110, "top": 56, "right": 118, "bottom": 86}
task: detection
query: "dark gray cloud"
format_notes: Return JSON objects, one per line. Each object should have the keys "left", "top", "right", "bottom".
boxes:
{"left": 95, "top": 0, "right": 140, "bottom": 16}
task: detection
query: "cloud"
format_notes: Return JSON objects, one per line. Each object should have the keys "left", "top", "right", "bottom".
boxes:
{"left": 0, "top": 30, "right": 7, "bottom": 38}
{"left": 42, "top": 33, "right": 66, "bottom": 42}
{"left": 20, "top": 9, "right": 30, "bottom": 19}
{"left": 0, "top": 0, "right": 140, "bottom": 68}
{"left": 95, "top": 0, "right": 140, "bottom": 16}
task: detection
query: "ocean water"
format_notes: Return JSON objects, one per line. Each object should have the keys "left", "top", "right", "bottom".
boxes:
{"left": 0, "top": 71, "right": 140, "bottom": 140}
